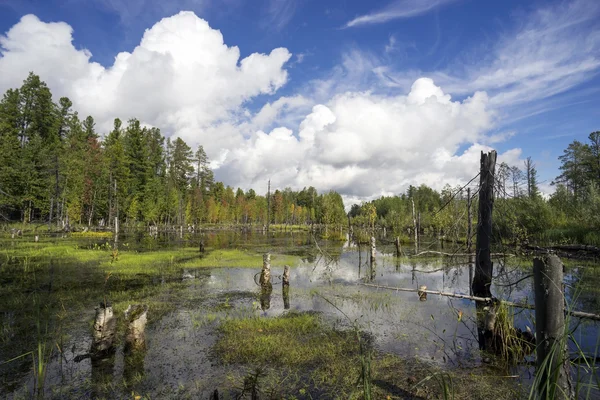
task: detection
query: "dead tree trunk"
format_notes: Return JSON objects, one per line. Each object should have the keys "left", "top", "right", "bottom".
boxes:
{"left": 533, "top": 255, "right": 573, "bottom": 399}
{"left": 394, "top": 237, "right": 401, "bottom": 257}
{"left": 370, "top": 236, "right": 376, "bottom": 265}
{"left": 91, "top": 303, "right": 117, "bottom": 357}
{"left": 472, "top": 150, "right": 496, "bottom": 298}
{"left": 411, "top": 199, "right": 418, "bottom": 253}
{"left": 282, "top": 265, "right": 290, "bottom": 310}
{"left": 124, "top": 304, "right": 148, "bottom": 352}
{"left": 467, "top": 187, "right": 474, "bottom": 296}
{"left": 260, "top": 253, "right": 272, "bottom": 287}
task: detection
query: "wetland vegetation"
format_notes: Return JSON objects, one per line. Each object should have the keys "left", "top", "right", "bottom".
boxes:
{"left": 1, "top": 229, "right": 599, "bottom": 399}
{"left": 0, "top": 73, "right": 599, "bottom": 399}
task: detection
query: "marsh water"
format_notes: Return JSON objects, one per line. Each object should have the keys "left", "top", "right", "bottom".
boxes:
{"left": 1, "top": 230, "right": 599, "bottom": 399}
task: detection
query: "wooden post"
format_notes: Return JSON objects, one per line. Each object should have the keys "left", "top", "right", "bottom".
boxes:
{"left": 472, "top": 150, "right": 496, "bottom": 298}
{"left": 533, "top": 255, "right": 573, "bottom": 399}
{"left": 91, "top": 302, "right": 117, "bottom": 357}
{"left": 282, "top": 265, "right": 290, "bottom": 310}
{"left": 394, "top": 237, "right": 401, "bottom": 257}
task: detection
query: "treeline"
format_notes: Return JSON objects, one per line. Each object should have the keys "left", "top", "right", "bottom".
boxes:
{"left": 350, "top": 136, "right": 600, "bottom": 246}
{"left": 0, "top": 73, "right": 346, "bottom": 228}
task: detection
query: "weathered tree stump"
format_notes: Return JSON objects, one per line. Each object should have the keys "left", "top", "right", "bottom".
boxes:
{"left": 534, "top": 255, "right": 573, "bottom": 399}
{"left": 260, "top": 253, "right": 272, "bottom": 287}
{"left": 282, "top": 265, "right": 290, "bottom": 286}
{"left": 417, "top": 285, "right": 427, "bottom": 301}
{"left": 370, "top": 236, "right": 376, "bottom": 264}
{"left": 91, "top": 302, "right": 117, "bottom": 357}
{"left": 282, "top": 265, "right": 290, "bottom": 310}
{"left": 260, "top": 285, "right": 272, "bottom": 311}
{"left": 124, "top": 304, "right": 148, "bottom": 352}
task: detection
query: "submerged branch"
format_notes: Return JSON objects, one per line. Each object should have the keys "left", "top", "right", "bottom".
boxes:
{"left": 359, "top": 283, "right": 600, "bottom": 321}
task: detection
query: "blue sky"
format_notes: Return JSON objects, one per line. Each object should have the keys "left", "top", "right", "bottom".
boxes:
{"left": 0, "top": 0, "right": 598, "bottom": 200}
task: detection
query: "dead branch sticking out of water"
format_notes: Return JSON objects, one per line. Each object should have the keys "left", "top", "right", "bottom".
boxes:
{"left": 359, "top": 283, "right": 600, "bottom": 321}
{"left": 411, "top": 250, "right": 515, "bottom": 258}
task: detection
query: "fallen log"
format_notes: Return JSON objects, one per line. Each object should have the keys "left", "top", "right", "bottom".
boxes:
{"left": 359, "top": 283, "right": 600, "bottom": 321}
{"left": 411, "top": 251, "right": 515, "bottom": 258}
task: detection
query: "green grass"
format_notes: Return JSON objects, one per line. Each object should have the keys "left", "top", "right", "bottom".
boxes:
{"left": 213, "top": 312, "right": 524, "bottom": 399}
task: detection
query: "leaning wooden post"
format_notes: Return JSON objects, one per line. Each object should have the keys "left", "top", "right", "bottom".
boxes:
{"left": 282, "top": 265, "right": 290, "bottom": 310}
{"left": 472, "top": 150, "right": 496, "bottom": 298}
{"left": 533, "top": 255, "right": 573, "bottom": 399}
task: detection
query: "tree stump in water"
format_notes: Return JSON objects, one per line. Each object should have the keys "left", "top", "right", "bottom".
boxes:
{"left": 124, "top": 304, "right": 148, "bottom": 352}
{"left": 91, "top": 302, "right": 117, "bottom": 357}
{"left": 283, "top": 265, "right": 290, "bottom": 310}
{"left": 370, "top": 237, "right": 376, "bottom": 264}
{"left": 282, "top": 265, "right": 290, "bottom": 287}
{"left": 260, "top": 253, "right": 272, "bottom": 287}
{"left": 417, "top": 285, "right": 427, "bottom": 301}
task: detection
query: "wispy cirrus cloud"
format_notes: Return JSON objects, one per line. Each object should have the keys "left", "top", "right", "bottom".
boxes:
{"left": 263, "top": 0, "right": 298, "bottom": 31}
{"left": 345, "top": 0, "right": 459, "bottom": 28}
{"left": 92, "top": 0, "right": 206, "bottom": 23}
{"left": 368, "top": 0, "right": 600, "bottom": 120}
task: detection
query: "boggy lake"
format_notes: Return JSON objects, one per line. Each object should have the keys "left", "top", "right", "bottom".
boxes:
{"left": 1, "top": 229, "right": 599, "bottom": 399}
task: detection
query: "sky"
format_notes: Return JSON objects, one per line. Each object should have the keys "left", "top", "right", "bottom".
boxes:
{"left": 0, "top": 0, "right": 598, "bottom": 204}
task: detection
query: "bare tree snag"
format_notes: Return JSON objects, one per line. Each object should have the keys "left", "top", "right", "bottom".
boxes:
{"left": 472, "top": 150, "right": 496, "bottom": 298}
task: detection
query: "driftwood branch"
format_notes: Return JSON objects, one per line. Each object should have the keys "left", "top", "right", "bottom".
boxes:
{"left": 359, "top": 283, "right": 600, "bottom": 321}
{"left": 411, "top": 250, "right": 515, "bottom": 258}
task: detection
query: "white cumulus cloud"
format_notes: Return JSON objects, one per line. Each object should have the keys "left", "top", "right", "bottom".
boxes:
{"left": 0, "top": 12, "right": 524, "bottom": 202}
{"left": 0, "top": 12, "right": 291, "bottom": 155}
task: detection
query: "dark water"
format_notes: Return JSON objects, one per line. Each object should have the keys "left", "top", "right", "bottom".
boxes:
{"left": 1, "top": 230, "right": 599, "bottom": 398}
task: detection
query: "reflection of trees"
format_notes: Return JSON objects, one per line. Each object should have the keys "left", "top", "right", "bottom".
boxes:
{"left": 569, "top": 267, "right": 600, "bottom": 312}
